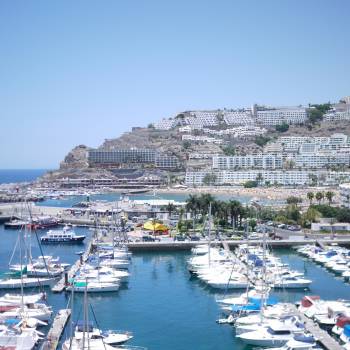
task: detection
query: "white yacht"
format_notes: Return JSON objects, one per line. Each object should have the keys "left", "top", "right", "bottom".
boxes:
{"left": 236, "top": 318, "right": 305, "bottom": 347}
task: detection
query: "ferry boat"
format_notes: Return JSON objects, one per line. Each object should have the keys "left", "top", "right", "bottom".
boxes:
{"left": 40, "top": 226, "right": 85, "bottom": 243}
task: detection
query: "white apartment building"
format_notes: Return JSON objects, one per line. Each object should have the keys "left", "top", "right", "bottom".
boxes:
{"left": 212, "top": 154, "right": 283, "bottom": 170}
{"left": 339, "top": 183, "right": 350, "bottom": 208}
{"left": 182, "top": 135, "right": 223, "bottom": 144}
{"left": 256, "top": 108, "right": 307, "bottom": 126}
{"left": 223, "top": 111, "right": 254, "bottom": 126}
{"left": 154, "top": 118, "right": 178, "bottom": 130}
{"left": 185, "top": 170, "right": 350, "bottom": 186}
{"left": 324, "top": 110, "right": 350, "bottom": 122}
{"left": 184, "top": 111, "right": 219, "bottom": 127}
{"left": 294, "top": 152, "right": 350, "bottom": 168}
{"left": 202, "top": 126, "right": 266, "bottom": 138}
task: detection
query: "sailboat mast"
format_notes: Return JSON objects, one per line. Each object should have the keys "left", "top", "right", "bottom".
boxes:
{"left": 19, "top": 229, "right": 24, "bottom": 313}
{"left": 69, "top": 283, "right": 74, "bottom": 350}
{"left": 208, "top": 202, "right": 212, "bottom": 267}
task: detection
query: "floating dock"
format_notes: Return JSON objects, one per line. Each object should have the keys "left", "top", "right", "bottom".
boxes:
{"left": 292, "top": 305, "right": 344, "bottom": 350}
{"left": 52, "top": 239, "right": 93, "bottom": 293}
{"left": 126, "top": 238, "right": 350, "bottom": 251}
{"left": 40, "top": 308, "right": 71, "bottom": 350}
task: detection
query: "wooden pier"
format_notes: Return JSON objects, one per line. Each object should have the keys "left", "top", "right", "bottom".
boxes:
{"left": 40, "top": 308, "right": 71, "bottom": 350}
{"left": 52, "top": 239, "right": 94, "bottom": 293}
{"left": 291, "top": 305, "right": 344, "bottom": 350}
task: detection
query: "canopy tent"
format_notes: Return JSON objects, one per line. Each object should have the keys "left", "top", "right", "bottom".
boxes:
{"left": 143, "top": 221, "right": 169, "bottom": 233}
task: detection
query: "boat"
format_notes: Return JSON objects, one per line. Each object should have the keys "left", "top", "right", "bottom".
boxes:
{"left": 74, "top": 321, "right": 133, "bottom": 345}
{"left": 264, "top": 335, "right": 321, "bottom": 350}
{"left": 67, "top": 280, "right": 120, "bottom": 293}
{"left": 0, "top": 325, "right": 39, "bottom": 350}
{"left": 236, "top": 318, "right": 305, "bottom": 347}
{"left": 30, "top": 216, "right": 60, "bottom": 229}
{"left": 40, "top": 226, "right": 85, "bottom": 243}
{"left": 0, "top": 276, "right": 56, "bottom": 289}
{"left": 121, "top": 188, "right": 150, "bottom": 195}
{"left": 4, "top": 219, "right": 29, "bottom": 229}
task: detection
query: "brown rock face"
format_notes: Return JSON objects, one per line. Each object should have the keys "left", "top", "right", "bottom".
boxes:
{"left": 60, "top": 145, "right": 90, "bottom": 169}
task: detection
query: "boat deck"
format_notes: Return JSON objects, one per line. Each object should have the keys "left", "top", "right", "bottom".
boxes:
{"left": 40, "top": 308, "right": 71, "bottom": 350}
{"left": 51, "top": 240, "right": 93, "bottom": 293}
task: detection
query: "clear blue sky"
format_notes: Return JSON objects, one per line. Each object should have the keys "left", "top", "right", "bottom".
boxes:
{"left": 1, "top": 0, "right": 349, "bottom": 169}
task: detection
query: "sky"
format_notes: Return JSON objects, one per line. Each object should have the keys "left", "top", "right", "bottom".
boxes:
{"left": 0, "top": 0, "right": 349, "bottom": 169}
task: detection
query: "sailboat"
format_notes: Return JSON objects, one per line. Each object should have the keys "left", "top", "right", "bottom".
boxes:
{"left": 63, "top": 282, "right": 134, "bottom": 350}
{"left": 0, "top": 228, "right": 56, "bottom": 289}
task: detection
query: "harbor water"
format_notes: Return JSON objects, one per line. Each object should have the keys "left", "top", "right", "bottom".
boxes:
{"left": 0, "top": 225, "right": 349, "bottom": 349}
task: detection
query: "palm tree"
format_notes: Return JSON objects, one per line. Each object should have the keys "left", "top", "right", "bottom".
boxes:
{"left": 228, "top": 200, "right": 241, "bottom": 231}
{"left": 307, "top": 192, "right": 314, "bottom": 205}
{"left": 315, "top": 191, "right": 324, "bottom": 204}
{"left": 198, "top": 193, "right": 215, "bottom": 215}
{"left": 166, "top": 203, "right": 175, "bottom": 218}
{"left": 325, "top": 191, "right": 334, "bottom": 204}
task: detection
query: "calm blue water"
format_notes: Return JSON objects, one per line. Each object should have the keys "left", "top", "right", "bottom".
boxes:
{"left": 0, "top": 224, "right": 349, "bottom": 349}
{"left": 37, "top": 192, "right": 284, "bottom": 208}
{"left": 0, "top": 169, "right": 49, "bottom": 184}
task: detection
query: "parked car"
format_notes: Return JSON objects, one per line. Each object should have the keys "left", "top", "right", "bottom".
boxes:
{"left": 142, "top": 235, "right": 160, "bottom": 242}
{"left": 174, "top": 235, "right": 186, "bottom": 241}
{"left": 189, "top": 235, "right": 201, "bottom": 241}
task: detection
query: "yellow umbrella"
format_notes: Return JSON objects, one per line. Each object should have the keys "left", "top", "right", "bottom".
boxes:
{"left": 143, "top": 221, "right": 168, "bottom": 232}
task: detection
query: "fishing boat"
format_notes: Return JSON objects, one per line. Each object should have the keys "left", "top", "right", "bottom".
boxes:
{"left": 40, "top": 226, "right": 85, "bottom": 243}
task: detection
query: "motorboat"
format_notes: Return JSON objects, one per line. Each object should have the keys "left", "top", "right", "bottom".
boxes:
{"left": 264, "top": 335, "right": 320, "bottom": 350}
{"left": 40, "top": 226, "right": 85, "bottom": 243}
{"left": 272, "top": 276, "right": 312, "bottom": 289}
{"left": 236, "top": 318, "right": 305, "bottom": 347}
{"left": 0, "top": 324, "right": 39, "bottom": 350}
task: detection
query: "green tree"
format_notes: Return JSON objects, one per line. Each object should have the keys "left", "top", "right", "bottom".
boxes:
{"left": 255, "top": 135, "right": 271, "bottom": 147}
{"left": 202, "top": 173, "right": 217, "bottom": 186}
{"left": 182, "top": 141, "right": 191, "bottom": 150}
{"left": 325, "top": 191, "right": 334, "bottom": 204}
{"left": 315, "top": 191, "right": 324, "bottom": 204}
{"left": 166, "top": 203, "right": 176, "bottom": 218}
{"left": 221, "top": 145, "right": 236, "bottom": 156}
{"left": 243, "top": 180, "right": 258, "bottom": 188}
{"left": 286, "top": 196, "right": 302, "bottom": 205}
{"left": 307, "top": 192, "right": 314, "bottom": 205}
{"left": 275, "top": 123, "right": 289, "bottom": 132}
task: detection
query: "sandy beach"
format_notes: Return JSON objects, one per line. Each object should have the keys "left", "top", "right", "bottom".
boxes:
{"left": 156, "top": 186, "right": 340, "bottom": 202}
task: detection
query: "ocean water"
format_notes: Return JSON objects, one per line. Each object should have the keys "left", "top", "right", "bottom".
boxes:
{"left": 0, "top": 224, "right": 349, "bottom": 350}
{"left": 0, "top": 169, "right": 49, "bottom": 184}
{"left": 37, "top": 192, "right": 284, "bottom": 208}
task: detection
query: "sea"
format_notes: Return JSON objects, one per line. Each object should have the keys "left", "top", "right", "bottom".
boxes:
{"left": 1, "top": 170, "right": 349, "bottom": 349}
{"left": 0, "top": 169, "right": 49, "bottom": 184}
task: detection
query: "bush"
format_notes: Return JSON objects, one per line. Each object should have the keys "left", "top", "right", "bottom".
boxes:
{"left": 244, "top": 180, "right": 258, "bottom": 188}
{"left": 275, "top": 123, "right": 289, "bottom": 132}
{"left": 255, "top": 135, "right": 271, "bottom": 147}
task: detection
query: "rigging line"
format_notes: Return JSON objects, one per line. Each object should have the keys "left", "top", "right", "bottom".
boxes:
{"left": 89, "top": 303, "right": 107, "bottom": 350}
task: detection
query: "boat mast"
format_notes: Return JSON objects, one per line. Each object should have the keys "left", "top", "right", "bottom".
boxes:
{"left": 19, "top": 228, "right": 24, "bottom": 314}
{"left": 68, "top": 282, "right": 74, "bottom": 350}
{"left": 208, "top": 202, "right": 212, "bottom": 267}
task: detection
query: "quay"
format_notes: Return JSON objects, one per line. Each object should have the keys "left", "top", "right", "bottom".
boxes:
{"left": 291, "top": 305, "right": 344, "bottom": 350}
{"left": 126, "top": 238, "right": 350, "bottom": 251}
{"left": 52, "top": 239, "right": 93, "bottom": 292}
{"left": 40, "top": 308, "right": 71, "bottom": 350}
